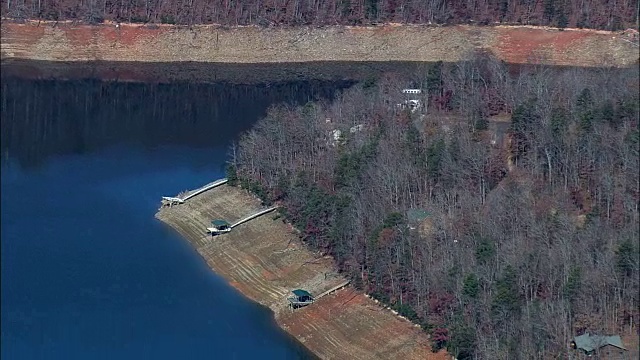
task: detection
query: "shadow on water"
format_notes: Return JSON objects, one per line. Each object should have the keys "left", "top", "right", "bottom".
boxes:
{"left": 1, "top": 73, "right": 346, "bottom": 359}
{"left": 1, "top": 59, "right": 442, "bottom": 85}
{"left": 0, "top": 76, "right": 354, "bottom": 169}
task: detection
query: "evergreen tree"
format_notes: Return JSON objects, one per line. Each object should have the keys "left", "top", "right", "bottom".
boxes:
{"left": 544, "top": 0, "right": 555, "bottom": 22}
{"left": 563, "top": 265, "right": 581, "bottom": 302}
{"left": 615, "top": 240, "right": 637, "bottom": 277}
{"left": 576, "top": 88, "right": 594, "bottom": 133}
{"left": 492, "top": 265, "right": 521, "bottom": 319}
{"left": 462, "top": 273, "right": 480, "bottom": 299}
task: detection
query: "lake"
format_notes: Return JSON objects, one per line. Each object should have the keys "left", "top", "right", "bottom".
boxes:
{"left": 0, "top": 76, "right": 350, "bottom": 359}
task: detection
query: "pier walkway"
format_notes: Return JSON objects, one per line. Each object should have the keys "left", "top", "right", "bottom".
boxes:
{"left": 162, "top": 178, "right": 228, "bottom": 206}
{"left": 231, "top": 206, "right": 278, "bottom": 228}
{"left": 315, "top": 280, "right": 351, "bottom": 300}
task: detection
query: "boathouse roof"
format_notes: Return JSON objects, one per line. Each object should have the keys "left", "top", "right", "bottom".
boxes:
{"left": 407, "top": 208, "right": 431, "bottom": 224}
{"left": 292, "top": 289, "right": 313, "bottom": 298}
{"left": 211, "top": 219, "right": 231, "bottom": 227}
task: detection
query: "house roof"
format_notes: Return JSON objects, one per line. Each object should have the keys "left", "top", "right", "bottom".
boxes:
{"left": 292, "top": 289, "right": 313, "bottom": 298}
{"left": 407, "top": 209, "right": 430, "bottom": 224}
{"left": 574, "top": 333, "right": 627, "bottom": 352}
{"left": 211, "top": 219, "right": 230, "bottom": 227}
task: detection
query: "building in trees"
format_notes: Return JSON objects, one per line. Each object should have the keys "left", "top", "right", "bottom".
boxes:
{"left": 571, "top": 333, "right": 628, "bottom": 359}
{"left": 406, "top": 208, "right": 433, "bottom": 236}
{"left": 398, "top": 89, "right": 423, "bottom": 113}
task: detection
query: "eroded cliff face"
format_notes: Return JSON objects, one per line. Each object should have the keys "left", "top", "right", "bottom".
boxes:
{"left": 2, "top": 20, "right": 638, "bottom": 67}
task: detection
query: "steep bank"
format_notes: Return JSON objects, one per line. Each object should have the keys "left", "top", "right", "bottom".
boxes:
{"left": 156, "top": 184, "right": 446, "bottom": 360}
{"left": 2, "top": 21, "right": 638, "bottom": 78}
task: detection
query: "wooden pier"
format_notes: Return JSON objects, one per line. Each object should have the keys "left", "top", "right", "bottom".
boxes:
{"left": 161, "top": 178, "right": 228, "bottom": 207}
{"left": 287, "top": 280, "right": 351, "bottom": 311}
{"left": 206, "top": 206, "right": 279, "bottom": 235}
{"left": 231, "top": 206, "right": 278, "bottom": 228}
{"left": 182, "top": 178, "right": 228, "bottom": 201}
{"left": 156, "top": 183, "right": 435, "bottom": 359}
{"left": 315, "top": 280, "right": 351, "bottom": 300}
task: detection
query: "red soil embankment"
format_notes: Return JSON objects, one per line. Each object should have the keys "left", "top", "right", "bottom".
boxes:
{"left": 278, "top": 288, "right": 448, "bottom": 360}
{"left": 156, "top": 184, "right": 438, "bottom": 359}
{"left": 2, "top": 20, "right": 637, "bottom": 68}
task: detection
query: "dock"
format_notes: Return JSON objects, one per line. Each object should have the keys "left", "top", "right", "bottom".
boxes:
{"left": 182, "top": 178, "right": 228, "bottom": 201}
{"left": 161, "top": 178, "right": 228, "bottom": 206}
{"left": 206, "top": 206, "right": 279, "bottom": 235}
{"left": 231, "top": 206, "right": 278, "bottom": 228}
{"left": 287, "top": 280, "right": 351, "bottom": 311}
{"left": 156, "top": 183, "right": 435, "bottom": 359}
{"left": 315, "top": 280, "right": 351, "bottom": 300}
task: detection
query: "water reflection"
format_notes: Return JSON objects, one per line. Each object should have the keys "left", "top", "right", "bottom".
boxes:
{"left": 1, "top": 74, "right": 347, "bottom": 360}
{"left": 1, "top": 77, "right": 353, "bottom": 168}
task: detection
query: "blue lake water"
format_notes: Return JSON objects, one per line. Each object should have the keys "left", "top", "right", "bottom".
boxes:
{"left": 0, "top": 77, "right": 347, "bottom": 359}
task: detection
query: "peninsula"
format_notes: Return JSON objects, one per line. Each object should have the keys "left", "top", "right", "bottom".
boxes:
{"left": 3, "top": 2, "right": 638, "bottom": 357}
{"left": 156, "top": 181, "right": 444, "bottom": 359}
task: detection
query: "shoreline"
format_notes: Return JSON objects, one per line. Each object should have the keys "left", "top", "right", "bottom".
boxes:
{"left": 0, "top": 59, "right": 439, "bottom": 84}
{"left": 2, "top": 20, "right": 637, "bottom": 70}
{"left": 155, "top": 183, "right": 445, "bottom": 359}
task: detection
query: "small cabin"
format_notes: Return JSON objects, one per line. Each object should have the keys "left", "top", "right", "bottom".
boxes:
{"left": 207, "top": 219, "right": 232, "bottom": 235}
{"left": 397, "top": 89, "right": 423, "bottom": 114}
{"left": 402, "top": 89, "right": 422, "bottom": 95}
{"left": 571, "top": 333, "right": 628, "bottom": 359}
{"left": 287, "top": 289, "right": 315, "bottom": 309}
{"left": 407, "top": 208, "right": 434, "bottom": 235}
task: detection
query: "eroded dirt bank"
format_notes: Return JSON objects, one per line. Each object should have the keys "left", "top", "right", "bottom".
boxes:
{"left": 156, "top": 184, "right": 446, "bottom": 360}
{"left": 2, "top": 20, "right": 638, "bottom": 70}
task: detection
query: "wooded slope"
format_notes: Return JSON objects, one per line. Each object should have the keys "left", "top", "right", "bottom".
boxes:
{"left": 2, "top": 0, "right": 638, "bottom": 30}
{"left": 230, "top": 57, "right": 640, "bottom": 359}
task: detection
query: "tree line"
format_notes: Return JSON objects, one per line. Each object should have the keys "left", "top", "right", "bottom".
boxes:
{"left": 228, "top": 57, "right": 639, "bottom": 359}
{"left": 2, "top": 0, "right": 638, "bottom": 30}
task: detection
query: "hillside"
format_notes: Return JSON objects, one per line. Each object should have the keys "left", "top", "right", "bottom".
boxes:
{"left": 2, "top": 0, "right": 638, "bottom": 30}
{"left": 230, "top": 58, "right": 640, "bottom": 359}
{"left": 1, "top": 20, "right": 638, "bottom": 83}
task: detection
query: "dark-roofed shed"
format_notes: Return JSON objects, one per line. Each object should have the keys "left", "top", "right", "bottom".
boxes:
{"left": 571, "top": 333, "right": 628, "bottom": 359}
{"left": 288, "top": 289, "right": 314, "bottom": 309}
{"left": 292, "top": 289, "right": 313, "bottom": 300}
{"left": 211, "top": 219, "right": 231, "bottom": 229}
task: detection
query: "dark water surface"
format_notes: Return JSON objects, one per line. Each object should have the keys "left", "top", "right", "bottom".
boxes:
{"left": 1, "top": 77, "right": 347, "bottom": 359}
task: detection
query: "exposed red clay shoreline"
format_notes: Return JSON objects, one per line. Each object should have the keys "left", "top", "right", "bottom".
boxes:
{"left": 156, "top": 184, "right": 447, "bottom": 359}
{"left": 2, "top": 20, "right": 638, "bottom": 74}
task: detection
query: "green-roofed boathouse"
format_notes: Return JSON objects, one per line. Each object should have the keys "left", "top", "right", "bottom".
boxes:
{"left": 206, "top": 219, "right": 232, "bottom": 235}
{"left": 288, "top": 289, "right": 315, "bottom": 309}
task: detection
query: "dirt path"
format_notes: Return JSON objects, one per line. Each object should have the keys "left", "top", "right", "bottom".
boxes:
{"left": 156, "top": 184, "right": 445, "bottom": 359}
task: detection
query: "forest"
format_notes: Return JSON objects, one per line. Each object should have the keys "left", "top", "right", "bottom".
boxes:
{"left": 228, "top": 57, "right": 639, "bottom": 358}
{"left": 2, "top": 0, "right": 638, "bottom": 30}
